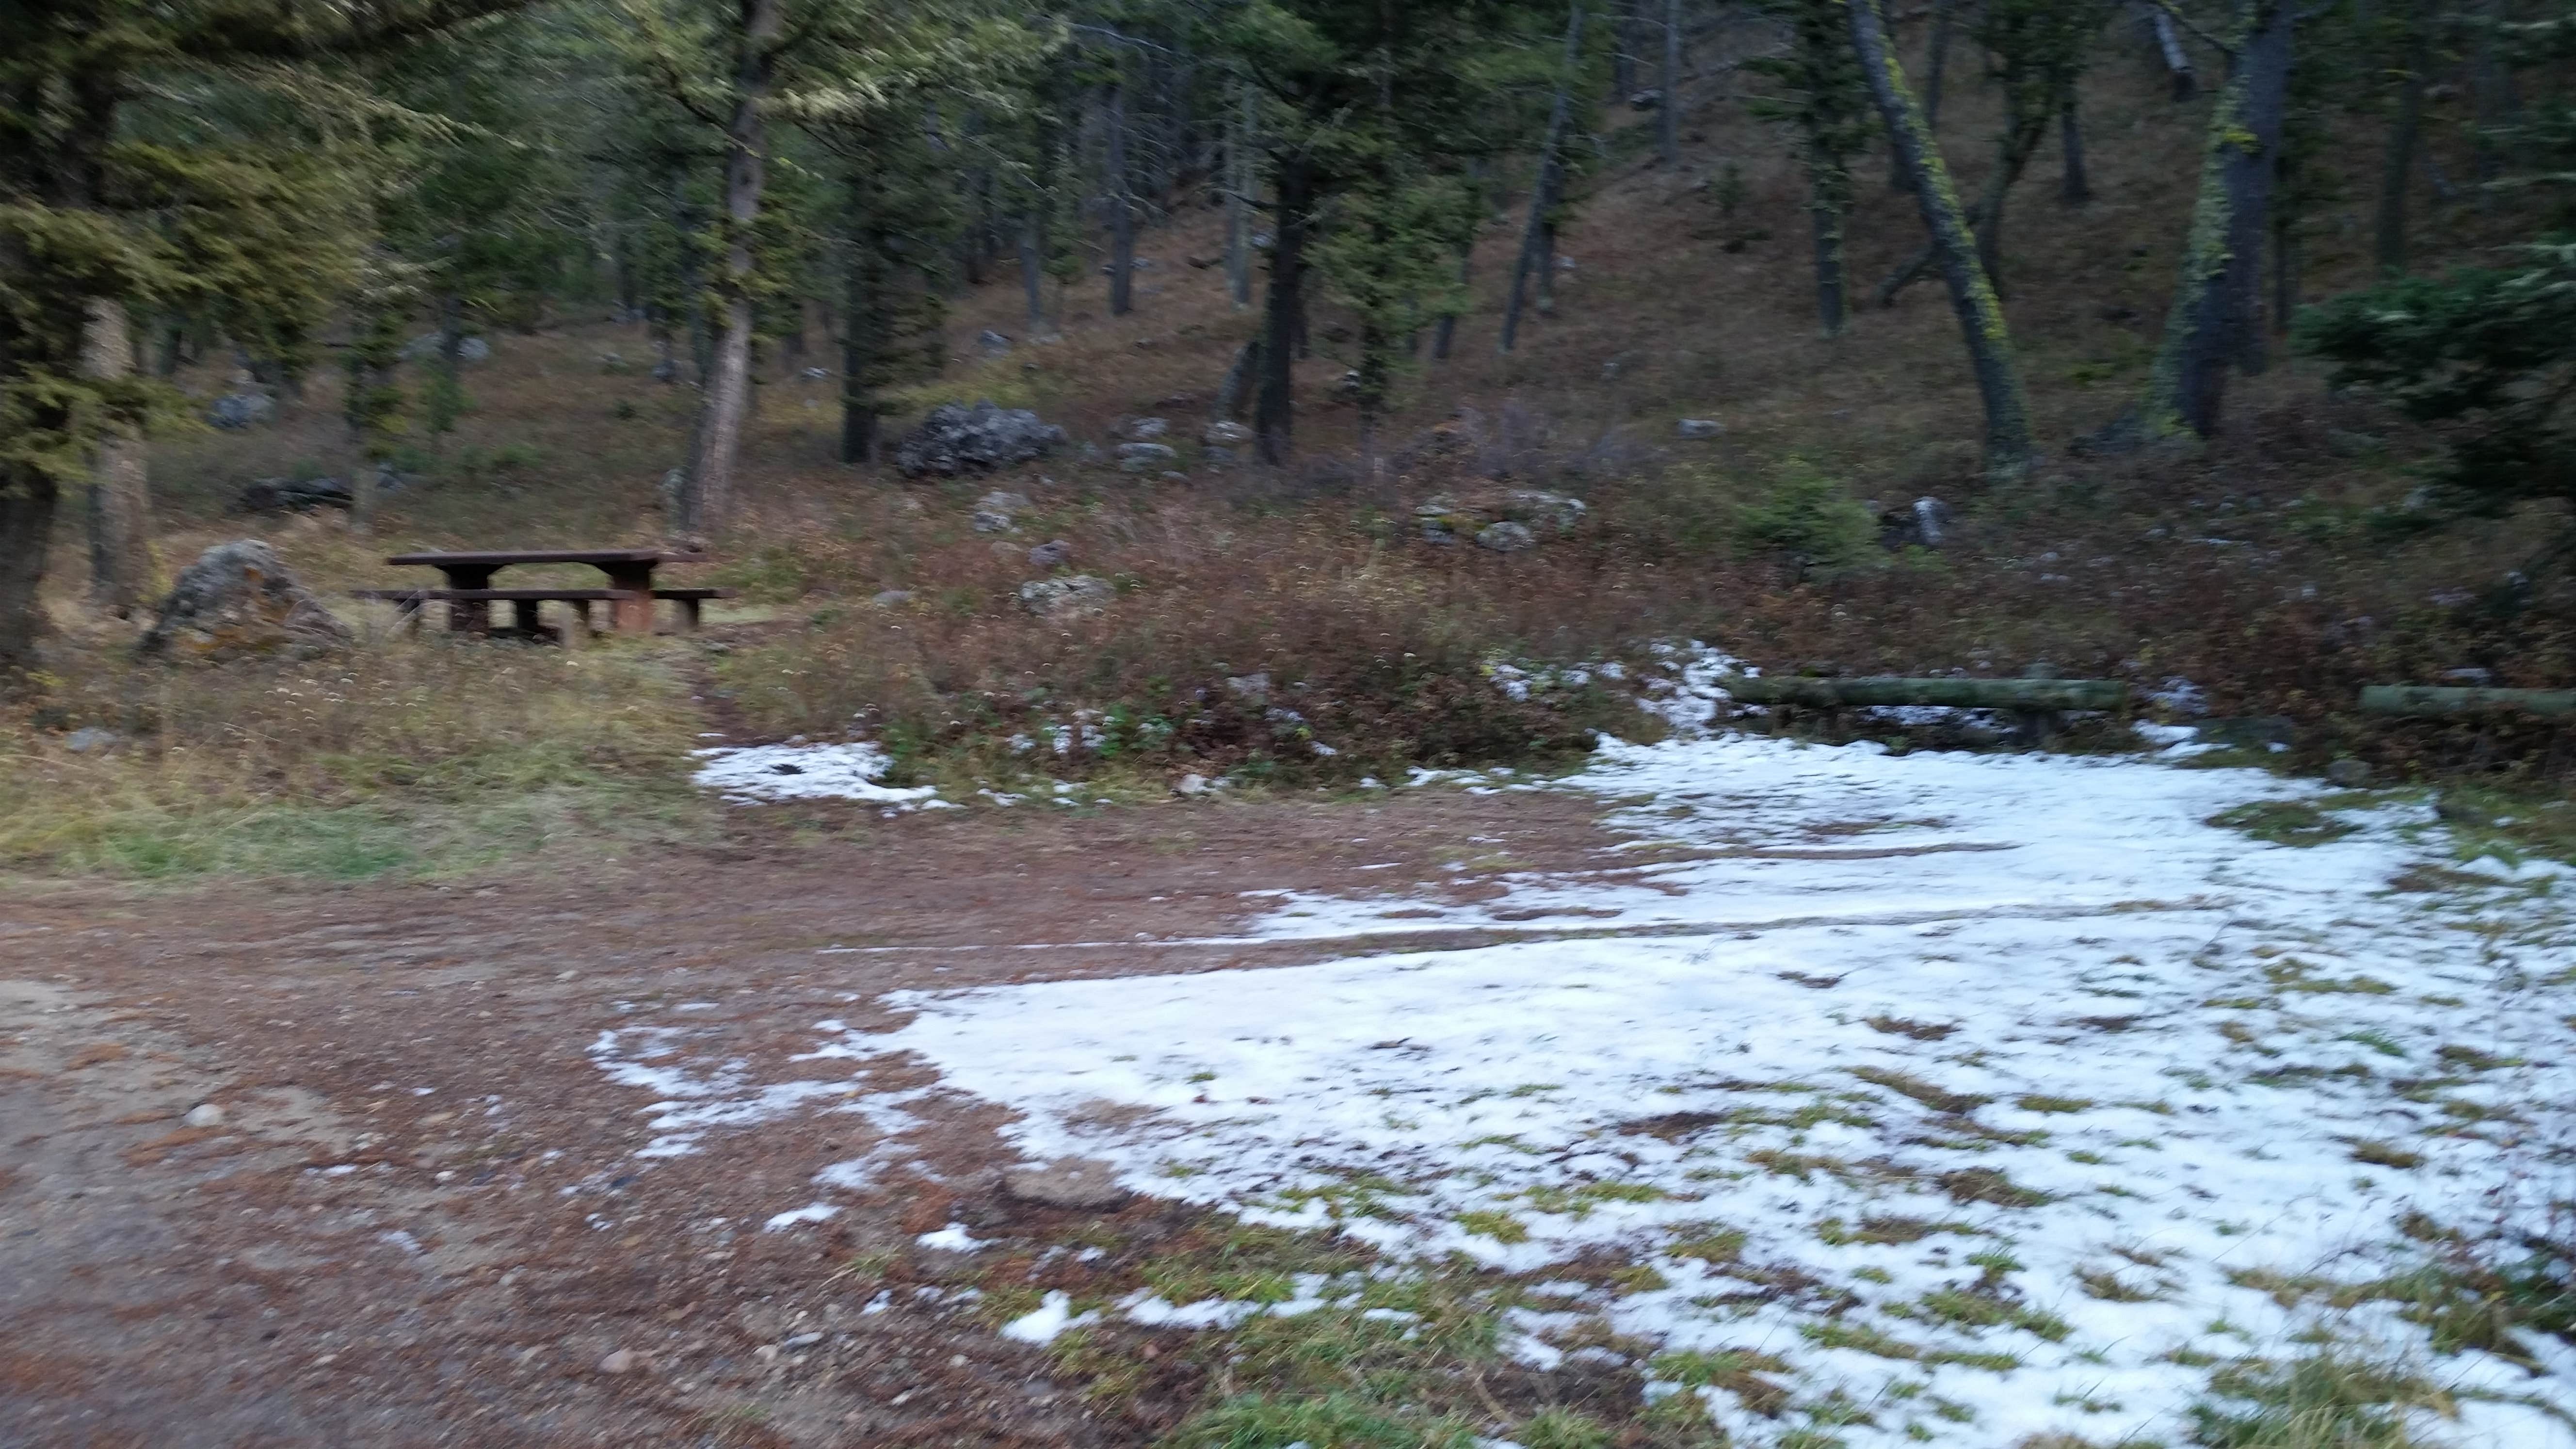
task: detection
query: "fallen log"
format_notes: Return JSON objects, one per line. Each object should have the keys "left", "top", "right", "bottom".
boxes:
{"left": 2358, "top": 686, "right": 2576, "bottom": 717}
{"left": 1718, "top": 676, "right": 2129, "bottom": 710}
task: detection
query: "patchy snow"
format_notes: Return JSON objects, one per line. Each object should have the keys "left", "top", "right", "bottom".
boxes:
{"left": 917, "top": 1222, "right": 986, "bottom": 1253}
{"left": 598, "top": 729, "right": 2576, "bottom": 1446}
{"left": 762, "top": 1202, "right": 841, "bottom": 1231}
{"left": 690, "top": 741, "right": 950, "bottom": 808}
{"left": 999, "top": 1289, "right": 1101, "bottom": 1344}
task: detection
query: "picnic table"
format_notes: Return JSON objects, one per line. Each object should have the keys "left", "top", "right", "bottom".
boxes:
{"left": 354, "top": 548, "right": 734, "bottom": 638}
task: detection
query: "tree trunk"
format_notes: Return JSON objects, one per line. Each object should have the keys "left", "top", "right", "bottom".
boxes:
{"left": 1658, "top": 0, "right": 1681, "bottom": 168}
{"left": 1504, "top": 1, "right": 1587, "bottom": 353}
{"left": 79, "top": 298, "right": 152, "bottom": 617}
{"left": 2059, "top": 95, "right": 2090, "bottom": 204}
{"left": 1924, "top": 0, "right": 1956, "bottom": 126}
{"left": 1613, "top": 0, "right": 1639, "bottom": 97}
{"left": 2150, "top": 7, "right": 2197, "bottom": 100}
{"left": 1433, "top": 239, "right": 1473, "bottom": 361}
{"left": 1225, "top": 80, "right": 1253, "bottom": 310}
{"left": 2270, "top": 206, "right": 2298, "bottom": 335}
{"left": 1254, "top": 150, "right": 1312, "bottom": 466}
{"left": 1216, "top": 335, "right": 1260, "bottom": 420}
{"left": 2142, "top": 0, "right": 2293, "bottom": 438}
{"left": 1105, "top": 75, "right": 1135, "bottom": 317}
{"left": 1021, "top": 211, "right": 1047, "bottom": 333}
{"left": 1849, "top": 0, "right": 2034, "bottom": 481}
{"left": 2374, "top": 28, "right": 2426, "bottom": 274}
{"left": 0, "top": 465, "right": 58, "bottom": 679}
{"left": 679, "top": 0, "right": 782, "bottom": 536}
{"left": 1809, "top": 147, "right": 1849, "bottom": 337}
{"left": 841, "top": 188, "right": 882, "bottom": 466}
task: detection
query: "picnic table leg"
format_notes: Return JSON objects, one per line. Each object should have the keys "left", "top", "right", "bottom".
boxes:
{"left": 512, "top": 599, "right": 542, "bottom": 638}
{"left": 602, "top": 563, "right": 657, "bottom": 633}
{"left": 677, "top": 597, "right": 703, "bottom": 632}
{"left": 570, "top": 599, "right": 596, "bottom": 641}
{"left": 394, "top": 596, "right": 423, "bottom": 635}
{"left": 443, "top": 566, "right": 497, "bottom": 635}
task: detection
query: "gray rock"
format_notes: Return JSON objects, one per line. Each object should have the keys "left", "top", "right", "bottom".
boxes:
{"left": 1018, "top": 575, "right": 1115, "bottom": 619}
{"left": 1000, "top": 1158, "right": 1130, "bottom": 1211}
{"left": 894, "top": 401, "right": 1067, "bottom": 478}
{"left": 597, "top": 1349, "right": 642, "bottom": 1375}
{"left": 238, "top": 476, "right": 352, "bottom": 514}
{"left": 182, "top": 1103, "right": 225, "bottom": 1128}
{"left": 64, "top": 727, "right": 121, "bottom": 754}
{"left": 650, "top": 357, "right": 678, "bottom": 383}
{"left": 976, "top": 329, "right": 1013, "bottom": 354}
{"left": 1202, "top": 445, "right": 1237, "bottom": 467}
{"left": 870, "top": 590, "right": 915, "bottom": 608}
{"left": 971, "top": 511, "right": 1017, "bottom": 534}
{"left": 1475, "top": 520, "right": 1537, "bottom": 553}
{"left": 1114, "top": 442, "right": 1178, "bottom": 464}
{"left": 207, "top": 392, "right": 274, "bottom": 430}
{"left": 972, "top": 490, "right": 1032, "bottom": 535}
{"left": 140, "top": 541, "right": 351, "bottom": 662}
{"left": 1502, "top": 490, "right": 1587, "bottom": 534}
{"left": 1126, "top": 417, "right": 1170, "bottom": 441}
{"left": 1629, "top": 89, "right": 1663, "bottom": 111}
{"left": 1028, "top": 539, "right": 1074, "bottom": 568}
{"left": 1224, "top": 672, "right": 1271, "bottom": 704}
{"left": 1173, "top": 773, "right": 1209, "bottom": 797}
{"left": 1676, "top": 418, "right": 1724, "bottom": 440}
{"left": 2325, "top": 758, "right": 2372, "bottom": 787}
{"left": 1202, "top": 420, "right": 1253, "bottom": 447}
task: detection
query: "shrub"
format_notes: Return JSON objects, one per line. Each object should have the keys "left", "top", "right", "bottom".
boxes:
{"left": 1732, "top": 457, "right": 1880, "bottom": 579}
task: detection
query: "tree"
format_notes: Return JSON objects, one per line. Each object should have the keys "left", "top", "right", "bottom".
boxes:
{"left": 1746, "top": 0, "right": 1874, "bottom": 337}
{"left": 1846, "top": 0, "right": 2034, "bottom": 480}
{"left": 2138, "top": 0, "right": 2295, "bottom": 439}
{"left": 1, "top": 0, "right": 514, "bottom": 677}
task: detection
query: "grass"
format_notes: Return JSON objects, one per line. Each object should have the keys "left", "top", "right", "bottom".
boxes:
{"left": 2189, "top": 1353, "right": 2461, "bottom": 1449}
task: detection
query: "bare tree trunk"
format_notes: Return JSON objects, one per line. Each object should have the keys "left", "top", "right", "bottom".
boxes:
{"left": 1224, "top": 80, "right": 1253, "bottom": 310}
{"left": 1810, "top": 151, "right": 1849, "bottom": 338}
{"left": 0, "top": 465, "right": 57, "bottom": 679}
{"left": 1503, "top": 1, "right": 1587, "bottom": 353}
{"left": 1850, "top": 0, "right": 2033, "bottom": 480}
{"left": 1613, "top": 0, "right": 1639, "bottom": 97}
{"left": 1433, "top": 242, "right": 1473, "bottom": 360}
{"left": 1254, "top": 150, "right": 1312, "bottom": 466}
{"left": 2150, "top": 6, "right": 2197, "bottom": 100}
{"left": 1216, "top": 335, "right": 1260, "bottom": 419}
{"left": 2059, "top": 95, "right": 2090, "bottom": 204}
{"left": 79, "top": 298, "right": 151, "bottom": 617}
{"left": 1021, "top": 212, "right": 1047, "bottom": 333}
{"left": 2374, "top": 26, "right": 2426, "bottom": 274}
{"left": 2270, "top": 206, "right": 2299, "bottom": 335}
{"left": 841, "top": 187, "right": 881, "bottom": 466}
{"left": 1924, "top": 0, "right": 1956, "bottom": 125}
{"left": 679, "top": 0, "right": 782, "bottom": 537}
{"left": 2143, "top": 0, "right": 2293, "bottom": 437}
{"left": 1105, "top": 74, "right": 1135, "bottom": 317}
{"left": 1658, "top": 0, "right": 1681, "bottom": 168}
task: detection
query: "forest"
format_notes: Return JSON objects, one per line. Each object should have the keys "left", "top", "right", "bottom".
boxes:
{"left": 9, "top": 2, "right": 2576, "bottom": 1447}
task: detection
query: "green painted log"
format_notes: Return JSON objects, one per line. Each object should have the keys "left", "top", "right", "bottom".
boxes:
{"left": 1718, "top": 676, "right": 2128, "bottom": 709}
{"left": 2359, "top": 686, "right": 2576, "bottom": 717}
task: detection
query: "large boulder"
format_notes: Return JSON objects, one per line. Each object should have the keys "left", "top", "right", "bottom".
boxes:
{"left": 139, "top": 541, "right": 352, "bottom": 662}
{"left": 207, "top": 392, "right": 274, "bottom": 430}
{"left": 894, "top": 401, "right": 1066, "bottom": 478}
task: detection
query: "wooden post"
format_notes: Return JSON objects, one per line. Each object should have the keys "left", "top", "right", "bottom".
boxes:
{"left": 2359, "top": 686, "right": 2576, "bottom": 717}
{"left": 443, "top": 566, "right": 497, "bottom": 634}
{"left": 677, "top": 597, "right": 703, "bottom": 631}
{"left": 1719, "top": 676, "right": 2128, "bottom": 710}
{"left": 603, "top": 562, "right": 658, "bottom": 633}
{"left": 512, "top": 599, "right": 542, "bottom": 637}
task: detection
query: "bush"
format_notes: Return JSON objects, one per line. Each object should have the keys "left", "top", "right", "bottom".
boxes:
{"left": 1732, "top": 457, "right": 1880, "bottom": 579}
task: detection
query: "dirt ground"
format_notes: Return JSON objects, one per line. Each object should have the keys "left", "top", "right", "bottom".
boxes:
{"left": 0, "top": 789, "right": 1646, "bottom": 1448}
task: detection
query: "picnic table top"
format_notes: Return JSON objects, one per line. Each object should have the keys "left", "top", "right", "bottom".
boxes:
{"left": 383, "top": 548, "right": 709, "bottom": 568}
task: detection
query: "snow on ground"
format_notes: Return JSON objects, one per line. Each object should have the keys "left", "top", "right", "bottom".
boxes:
{"left": 623, "top": 732, "right": 2576, "bottom": 1446}
{"left": 690, "top": 741, "right": 950, "bottom": 808}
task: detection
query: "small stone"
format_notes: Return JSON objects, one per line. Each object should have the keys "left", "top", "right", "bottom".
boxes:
{"left": 1475, "top": 521, "right": 1537, "bottom": 553}
{"left": 782, "top": 1331, "right": 825, "bottom": 1350}
{"left": 1676, "top": 418, "right": 1724, "bottom": 439}
{"left": 1018, "top": 576, "right": 1115, "bottom": 619}
{"left": 1202, "top": 420, "right": 1253, "bottom": 447}
{"left": 1224, "top": 671, "right": 1271, "bottom": 704}
{"left": 1028, "top": 540, "right": 1073, "bottom": 568}
{"left": 870, "top": 590, "right": 915, "bottom": 608}
{"left": 971, "top": 511, "right": 1017, "bottom": 534}
{"left": 1159, "top": 471, "right": 1188, "bottom": 482}
{"left": 64, "top": 727, "right": 121, "bottom": 754}
{"left": 1002, "top": 1158, "right": 1131, "bottom": 1210}
{"left": 2325, "top": 758, "right": 2372, "bottom": 788}
{"left": 976, "top": 329, "right": 1013, "bottom": 353}
{"left": 599, "top": 1349, "right": 642, "bottom": 1375}
{"left": 182, "top": 1103, "right": 225, "bottom": 1128}
{"left": 1174, "top": 773, "right": 1209, "bottom": 797}
{"left": 1126, "top": 417, "right": 1169, "bottom": 440}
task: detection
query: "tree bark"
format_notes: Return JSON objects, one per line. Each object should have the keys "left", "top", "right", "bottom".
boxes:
{"left": 2059, "top": 95, "right": 2090, "bottom": 204}
{"left": 2374, "top": 25, "right": 2426, "bottom": 274}
{"left": 1021, "top": 211, "right": 1047, "bottom": 333}
{"left": 1224, "top": 80, "right": 1253, "bottom": 310}
{"left": 80, "top": 298, "right": 152, "bottom": 617}
{"left": 2150, "top": 7, "right": 2197, "bottom": 100}
{"left": 1810, "top": 152, "right": 1849, "bottom": 337}
{"left": 1924, "top": 0, "right": 1955, "bottom": 125}
{"left": 0, "top": 466, "right": 58, "bottom": 679}
{"left": 1849, "top": 0, "right": 2034, "bottom": 481}
{"left": 840, "top": 185, "right": 882, "bottom": 466}
{"left": 1503, "top": 1, "right": 1587, "bottom": 353}
{"left": 2142, "top": 0, "right": 2293, "bottom": 437}
{"left": 1658, "top": 0, "right": 1681, "bottom": 168}
{"left": 679, "top": 0, "right": 782, "bottom": 536}
{"left": 1105, "top": 75, "right": 1135, "bottom": 317}
{"left": 1254, "top": 150, "right": 1312, "bottom": 466}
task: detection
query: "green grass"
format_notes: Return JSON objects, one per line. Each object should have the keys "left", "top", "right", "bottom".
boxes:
{"left": 2189, "top": 1353, "right": 2460, "bottom": 1448}
{"left": 2210, "top": 801, "right": 2364, "bottom": 848}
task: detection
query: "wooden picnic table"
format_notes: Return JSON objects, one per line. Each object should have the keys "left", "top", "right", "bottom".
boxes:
{"left": 360, "top": 548, "right": 730, "bottom": 637}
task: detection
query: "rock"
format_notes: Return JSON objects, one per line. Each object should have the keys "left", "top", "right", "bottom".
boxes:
{"left": 2326, "top": 758, "right": 2372, "bottom": 788}
{"left": 1173, "top": 773, "right": 1209, "bottom": 797}
{"left": 973, "top": 490, "right": 1031, "bottom": 535}
{"left": 1502, "top": 490, "right": 1586, "bottom": 534}
{"left": 1629, "top": 88, "right": 1663, "bottom": 110}
{"left": 597, "top": 351, "right": 627, "bottom": 373}
{"left": 1202, "top": 446, "right": 1236, "bottom": 467}
{"left": 1676, "top": 418, "right": 1724, "bottom": 440}
{"left": 1018, "top": 575, "right": 1114, "bottom": 619}
{"left": 975, "top": 329, "right": 1013, "bottom": 354}
{"left": 1159, "top": 470, "right": 1188, "bottom": 482}
{"left": 1475, "top": 520, "right": 1537, "bottom": 553}
{"left": 1001, "top": 1158, "right": 1131, "bottom": 1211}
{"left": 894, "top": 401, "right": 1067, "bottom": 478}
{"left": 1224, "top": 671, "right": 1271, "bottom": 705}
{"left": 800, "top": 366, "right": 829, "bottom": 381}
{"left": 597, "top": 1349, "right": 642, "bottom": 1375}
{"left": 1125, "top": 417, "right": 1170, "bottom": 441}
{"left": 2439, "top": 667, "right": 2495, "bottom": 687}
{"left": 1115, "top": 441, "right": 1178, "bottom": 464}
{"left": 139, "top": 541, "right": 351, "bottom": 663}
{"left": 650, "top": 357, "right": 679, "bottom": 383}
{"left": 402, "top": 333, "right": 490, "bottom": 364}
{"left": 64, "top": 727, "right": 121, "bottom": 754}
{"left": 181, "top": 1103, "right": 225, "bottom": 1128}
{"left": 238, "top": 476, "right": 353, "bottom": 514}
{"left": 1879, "top": 495, "right": 1952, "bottom": 550}
{"left": 1028, "top": 539, "right": 1074, "bottom": 568}
{"left": 870, "top": 590, "right": 915, "bottom": 608}
{"left": 207, "top": 392, "right": 274, "bottom": 430}
{"left": 1202, "top": 420, "right": 1253, "bottom": 447}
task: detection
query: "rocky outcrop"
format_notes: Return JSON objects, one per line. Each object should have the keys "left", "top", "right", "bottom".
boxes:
{"left": 138, "top": 541, "right": 351, "bottom": 662}
{"left": 894, "top": 401, "right": 1066, "bottom": 478}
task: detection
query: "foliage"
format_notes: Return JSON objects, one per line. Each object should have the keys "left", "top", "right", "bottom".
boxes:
{"left": 1733, "top": 457, "right": 1880, "bottom": 579}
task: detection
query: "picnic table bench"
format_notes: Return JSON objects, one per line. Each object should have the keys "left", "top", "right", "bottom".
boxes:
{"left": 353, "top": 548, "right": 734, "bottom": 637}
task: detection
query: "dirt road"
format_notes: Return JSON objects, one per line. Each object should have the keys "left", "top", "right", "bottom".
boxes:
{"left": 0, "top": 792, "right": 1626, "bottom": 1448}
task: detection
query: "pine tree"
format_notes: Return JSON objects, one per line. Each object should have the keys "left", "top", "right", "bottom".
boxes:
{"left": 1746, "top": 0, "right": 1874, "bottom": 338}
